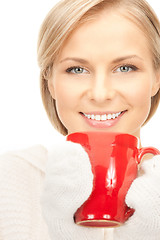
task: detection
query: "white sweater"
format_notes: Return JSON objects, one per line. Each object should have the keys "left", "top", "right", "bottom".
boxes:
{"left": 0, "top": 145, "right": 50, "bottom": 240}
{"left": 0, "top": 145, "right": 113, "bottom": 240}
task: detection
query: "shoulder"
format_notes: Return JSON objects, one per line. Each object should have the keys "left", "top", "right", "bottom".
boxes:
{"left": 0, "top": 144, "right": 48, "bottom": 174}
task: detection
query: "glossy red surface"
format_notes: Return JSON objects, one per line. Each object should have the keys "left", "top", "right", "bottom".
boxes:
{"left": 67, "top": 132, "right": 160, "bottom": 227}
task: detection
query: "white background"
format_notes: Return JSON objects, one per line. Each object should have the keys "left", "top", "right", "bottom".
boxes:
{"left": 0, "top": 0, "right": 159, "bottom": 154}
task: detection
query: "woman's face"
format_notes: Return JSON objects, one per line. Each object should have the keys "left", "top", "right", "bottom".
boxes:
{"left": 48, "top": 9, "right": 160, "bottom": 138}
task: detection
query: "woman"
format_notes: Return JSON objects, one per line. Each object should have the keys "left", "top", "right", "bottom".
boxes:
{"left": 0, "top": 0, "right": 159, "bottom": 239}
{"left": 38, "top": 0, "right": 160, "bottom": 239}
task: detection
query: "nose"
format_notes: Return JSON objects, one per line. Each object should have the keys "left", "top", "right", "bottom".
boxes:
{"left": 87, "top": 73, "right": 116, "bottom": 103}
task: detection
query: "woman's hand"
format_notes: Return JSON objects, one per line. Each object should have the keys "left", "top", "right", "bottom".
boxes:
{"left": 41, "top": 139, "right": 104, "bottom": 240}
{"left": 113, "top": 155, "right": 160, "bottom": 240}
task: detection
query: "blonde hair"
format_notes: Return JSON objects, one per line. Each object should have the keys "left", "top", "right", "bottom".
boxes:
{"left": 37, "top": 0, "right": 160, "bottom": 136}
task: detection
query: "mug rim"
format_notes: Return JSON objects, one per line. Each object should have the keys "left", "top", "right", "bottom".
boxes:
{"left": 67, "top": 131, "right": 140, "bottom": 148}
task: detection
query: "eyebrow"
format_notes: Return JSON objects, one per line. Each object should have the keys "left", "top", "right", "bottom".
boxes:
{"left": 112, "top": 55, "right": 143, "bottom": 63}
{"left": 60, "top": 57, "right": 89, "bottom": 64}
{"left": 59, "top": 55, "right": 143, "bottom": 64}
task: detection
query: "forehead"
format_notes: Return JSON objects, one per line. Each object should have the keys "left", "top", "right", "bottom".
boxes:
{"left": 58, "top": 9, "right": 151, "bottom": 61}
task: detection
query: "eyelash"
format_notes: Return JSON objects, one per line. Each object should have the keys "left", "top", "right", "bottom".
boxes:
{"left": 66, "top": 66, "right": 88, "bottom": 74}
{"left": 114, "top": 64, "right": 138, "bottom": 73}
{"left": 66, "top": 64, "right": 138, "bottom": 74}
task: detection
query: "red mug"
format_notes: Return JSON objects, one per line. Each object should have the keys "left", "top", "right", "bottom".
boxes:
{"left": 67, "top": 132, "right": 160, "bottom": 227}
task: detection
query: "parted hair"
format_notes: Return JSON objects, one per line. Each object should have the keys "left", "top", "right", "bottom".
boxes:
{"left": 37, "top": 0, "right": 160, "bottom": 135}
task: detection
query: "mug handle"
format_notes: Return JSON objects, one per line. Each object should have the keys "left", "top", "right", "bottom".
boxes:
{"left": 137, "top": 147, "right": 160, "bottom": 164}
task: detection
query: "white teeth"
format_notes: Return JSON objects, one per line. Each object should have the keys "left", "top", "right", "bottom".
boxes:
{"left": 95, "top": 115, "right": 101, "bottom": 120}
{"left": 112, "top": 114, "right": 116, "bottom": 119}
{"left": 83, "top": 112, "right": 122, "bottom": 121}
{"left": 91, "top": 114, "right": 95, "bottom": 120}
{"left": 108, "top": 114, "right": 112, "bottom": 120}
{"left": 101, "top": 115, "right": 107, "bottom": 121}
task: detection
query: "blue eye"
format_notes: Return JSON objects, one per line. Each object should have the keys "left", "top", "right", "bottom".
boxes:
{"left": 116, "top": 65, "right": 138, "bottom": 73}
{"left": 120, "top": 66, "right": 131, "bottom": 72}
{"left": 66, "top": 66, "right": 88, "bottom": 74}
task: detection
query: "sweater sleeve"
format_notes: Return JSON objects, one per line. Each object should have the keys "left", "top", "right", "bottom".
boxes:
{"left": 0, "top": 145, "right": 50, "bottom": 240}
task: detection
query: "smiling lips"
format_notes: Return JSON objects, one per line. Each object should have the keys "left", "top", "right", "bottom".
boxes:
{"left": 83, "top": 112, "right": 122, "bottom": 121}
{"left": 81, "top": 111, "right": 126, "bottom": 128}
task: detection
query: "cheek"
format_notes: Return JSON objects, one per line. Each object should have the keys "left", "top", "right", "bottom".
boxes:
{"left": 123, "top": 75, "right": 152, "bottom": 104}
{"left": 54, "top": 80, "right": 79, "bottom": 116}
{"left": 54, "top": 88, "right": 72, "bottom": 128}
{"left": 132, "top": 88, "right": 151, "bottom": 106}
{"left": 125, "top": 79, "right": 152, "bottom": 119}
